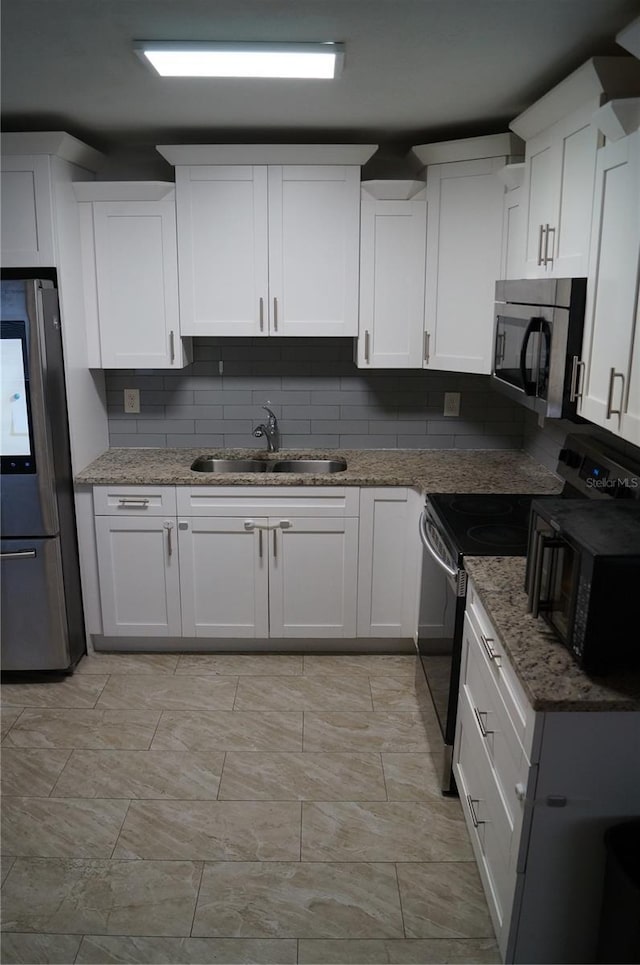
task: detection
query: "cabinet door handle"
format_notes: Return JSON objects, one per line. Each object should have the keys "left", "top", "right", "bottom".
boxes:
{"left": 424, "top": 331, "right": 430, "bottom": 364}
{"left": 466, "top": 794, "right": 485, "bottom": 828}
{"left": 163, "top": 520, "right": 173, "bottom": 557}
{"left": 473, "top": 706, "right": 492, "bottom": 738}
{"left": 273, "top": 527, "right": 277, "bottom": 558}
{"left": 273, "top": 297, "right": 278, "bottom": 332}
{"left": 279, "top": 519, "right": 292, "bottom": 529}
{"left": 569, "top": 356, "right": 585, "bottom": 403}
{"left": 258, "top": 528, "right": 263, "bottom": 559}
{"left": 606, "top": 368, "right": 625, "bottom": 420}
{"left": 118, "top": 497, "right": 150, "bottom": 507}
{"left": 259, "top": 297, "right": 264, "bottom": 333}
{"left": 480, "top": 633, "right": 501, "bottom": 666}
{"left": 364, "top": 330, "right": 370, "bottom": 363}
{"left": 537, "top": 224, "right": 546, "bottom": 266}
{"left": 170, "top": 330, "right": 176, "bottom": 363}
{"left": 544, "top": 224, "right": 555, "bottom": 267}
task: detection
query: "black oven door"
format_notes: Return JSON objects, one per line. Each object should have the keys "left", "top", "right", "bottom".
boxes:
{"left": 494, "top": 304, "right": 552, "bottom": 400}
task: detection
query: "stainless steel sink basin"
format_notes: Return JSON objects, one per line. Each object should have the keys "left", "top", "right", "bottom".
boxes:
{"left": 271, "top": 459, "right": 347, "bottom": 474}
{"left": 191, "top": 457, "right": 267, "bottom": 473}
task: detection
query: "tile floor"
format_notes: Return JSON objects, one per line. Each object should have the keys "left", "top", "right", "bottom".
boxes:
{"left": 0, "top": 653, "right": 500, "bottom": 964}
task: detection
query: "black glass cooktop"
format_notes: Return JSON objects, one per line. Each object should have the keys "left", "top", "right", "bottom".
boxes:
{"left": 427, "top": 492, "right": 549, "bottom": 557}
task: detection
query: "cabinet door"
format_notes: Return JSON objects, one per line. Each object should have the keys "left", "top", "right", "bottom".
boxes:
{"left": 579, "top": 132, "right": 640, "bottom": 437}
{"left": 95, "top": 515, "right": 180, "bottom": 636}
{"left": 424, "top": 158, "right": 505, "bottom": 373}
{"left": 269, "top": 517, "right": 358, "bottom": 637}
{"left": 268, "top": 165, "right": 360, "bottom": 336}
{"left": 549, "top": 109, "right": 599, "bottom": 276}
{"left": 92, "top": 200, "right": 186, "bottom": 368}
{"left": 357, "top": 488, "right": 420, "bottom": 637}
{"left": 357, "top": 198, "right": 426, "bottom": 368}
{"left": 522, "top": 130, "right": 558, "bottom": 277}
{"left": 500, "top": 185, "right": 525, "bottom": 281}
{"left": 1, "top": 155, "right": 55, "bottom": 267}
{"left": 621, "top": 294, "right": 640, "bottom": 446}
{"left": 178, "top": 517, "right": 269, "bottom": 637}
{"left": 175, "top": 165, "right": 269, "bottom": 336}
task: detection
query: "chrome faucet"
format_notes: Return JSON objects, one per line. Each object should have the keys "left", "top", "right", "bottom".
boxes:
{"left": 253, "top": 404, "right": 280, "bottom": 452}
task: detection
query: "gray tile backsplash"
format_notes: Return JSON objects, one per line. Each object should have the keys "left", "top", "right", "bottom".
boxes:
{"left": 106, "top": 338, "right": 525, "bottom": 451}
{"left": 522, "top": 410, "right": 640, "bottom": 471}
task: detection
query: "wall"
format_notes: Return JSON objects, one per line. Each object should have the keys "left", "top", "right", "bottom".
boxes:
{"left": 522, "top": 410, "right": 640, "bottom": 470}
{"left": 105, "top": 337, "right": 525, "bottom": 450}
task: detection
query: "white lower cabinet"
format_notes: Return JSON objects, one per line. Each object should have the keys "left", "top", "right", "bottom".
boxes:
{"left": 457, "top": 579, "right": 640, "bottom": 963}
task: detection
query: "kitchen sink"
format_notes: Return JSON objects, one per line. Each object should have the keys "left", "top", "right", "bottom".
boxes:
{"left": 190, "top": 457, "right": 268, "bottom": 473}
{"left": 271, "top": 459, "right": 347, "bottom": 474}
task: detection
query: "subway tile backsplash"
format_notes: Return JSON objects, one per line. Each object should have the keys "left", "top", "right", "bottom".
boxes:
{"left": 105, "top": 338, "right": 525, "bottom": 451}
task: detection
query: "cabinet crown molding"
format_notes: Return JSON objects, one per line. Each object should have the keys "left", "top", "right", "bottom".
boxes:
{"left": 411, "top": 133, "right": 523, "bottom": 167}
{"left": 616, "top": 15, "right": 640, "bottom": 60}
{"left": 496, "top": 161, "right": 525, "bottom": 190}
{"left": 72, "top": 181, "right": 175, "bottom": 202}
{"left": 360, "top": 179, "right": 425, "bottom": 200}
{"left": 1, "top": 131, "right": 105, "bottom": 170}
{"left": 592, "top": 97, "right": 640, "bottom": 140}
{"left": 509, "top": 56, "right": 640, "bottom": 140}
{"left": 156, "top": 144, "right": 378, "bottom": 166}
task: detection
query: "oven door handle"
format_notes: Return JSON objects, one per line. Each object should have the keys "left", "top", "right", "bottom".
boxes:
{"left": 419, "top": 511, "right": 458, "bottom": 580}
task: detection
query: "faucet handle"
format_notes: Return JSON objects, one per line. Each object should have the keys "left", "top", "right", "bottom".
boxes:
{"left": 262, "top": 404, "right": 277, "bottom": 423}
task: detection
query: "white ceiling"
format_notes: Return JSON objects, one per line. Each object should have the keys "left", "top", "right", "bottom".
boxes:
{"left": 2, "top": 0, "right": 639, "bottom": 173}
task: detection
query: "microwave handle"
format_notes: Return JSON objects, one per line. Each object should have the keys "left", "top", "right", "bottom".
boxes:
{"left": 527, "top": 528, "right": 563, "bottom": 617}
{"left": 536, "top": 319, "right": 552, "bottom": 396}
{"left": 519, "top": 317, "right": 542, "bottom": 396}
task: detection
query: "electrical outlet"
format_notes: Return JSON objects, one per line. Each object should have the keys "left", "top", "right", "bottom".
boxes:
{"left": 443, "top": 391, "right": 461, "bottom": 417}
{"left": 123, "top": 388, "right": 140, "bottom": 414}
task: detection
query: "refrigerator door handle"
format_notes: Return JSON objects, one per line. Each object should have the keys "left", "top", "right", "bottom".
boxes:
{"left": 1, "top": 549, "right": 37, "bottom": 560}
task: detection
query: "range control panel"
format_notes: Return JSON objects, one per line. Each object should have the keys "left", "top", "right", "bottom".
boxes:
{"left": 558, "top": 434, "right": 640, "bottom": 500}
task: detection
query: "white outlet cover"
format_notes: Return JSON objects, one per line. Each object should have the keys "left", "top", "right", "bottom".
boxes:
{"left": 443, "top": 392, "right": 461, "bottom": 417}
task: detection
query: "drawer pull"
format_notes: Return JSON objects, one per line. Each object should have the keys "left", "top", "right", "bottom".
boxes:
{"left": 473, "top": 706, "right": 492, "bottom": 738}
{"left": 480, "top": 633, "right": 501, "bottom": 666}
{"left": 118, "top": 497, "right": 150, "bottom": 507}
{"left": 466, "top": 794, "right": 485, "bottom": 828}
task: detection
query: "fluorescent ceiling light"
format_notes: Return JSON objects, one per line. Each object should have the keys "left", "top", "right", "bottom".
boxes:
{"left": 134, "top": 42, "right": 344, "bottom": 79}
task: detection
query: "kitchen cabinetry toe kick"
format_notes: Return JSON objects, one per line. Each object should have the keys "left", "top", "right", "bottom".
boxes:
{"left": 92, "top": 636, "right": 416, "bottom": 653}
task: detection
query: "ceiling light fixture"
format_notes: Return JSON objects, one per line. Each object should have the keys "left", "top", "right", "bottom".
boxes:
{"left": 134, "top": 41, "right": 344, "bottom": 79}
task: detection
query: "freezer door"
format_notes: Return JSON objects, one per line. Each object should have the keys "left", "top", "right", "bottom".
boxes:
{"left": 1, "top": 536, "right": 70, "bottom": 670}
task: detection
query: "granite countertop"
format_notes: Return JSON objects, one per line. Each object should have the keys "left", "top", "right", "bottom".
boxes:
{"left": 464, "top": 556, "right": 640, "bottom": 712}
{"left": 75, "top": 446, "right": 563, "bottom": 494}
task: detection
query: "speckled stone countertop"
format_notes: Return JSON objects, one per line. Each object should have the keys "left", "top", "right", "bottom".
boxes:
{"left": 464, "top": 556, "right": 640, "bottom": 712}
{"left": 75, "top": 447, "right": 563, "bottom": 494}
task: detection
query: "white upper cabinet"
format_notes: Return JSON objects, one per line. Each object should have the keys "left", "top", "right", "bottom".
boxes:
{"left": 498, "top": 163, "right": 526, "bottom": 280}
{"left": 510, "top": 57, "right": 640, "bottom": 278}
{"left": 357, "top": 181, "right": 427, "bottom": 368}
{"left": 1, "top": 155, "right": 56, "bottom": 267}
{"left": 158, "top": 144, "right": 377, "bottom": 338}
{"left": 75, "top": 182, "right": 191, "bottom": 369}
{"left": 414, "top": 134, "right": 522, "bottom": 375}
{"left": 579, "top": 115, "right": 640, "bottom": 446}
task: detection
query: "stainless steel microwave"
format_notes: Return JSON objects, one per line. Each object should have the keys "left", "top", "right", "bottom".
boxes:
{"left": 492, "top": 278, "right": 587, "bottom": 419}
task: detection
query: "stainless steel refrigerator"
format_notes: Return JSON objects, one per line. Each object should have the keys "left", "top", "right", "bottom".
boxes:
{"left": 1, "top": 274, "right": 86, "bottom": 671}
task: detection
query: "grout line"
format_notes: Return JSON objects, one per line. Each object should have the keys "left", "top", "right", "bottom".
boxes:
{"left": 189, "top": 860, "right": 206, "bottom": 937}
{"left": 394, "top": 862, "right": 408, "bottom": 939}
{"left": 216, "top": 751, "right": 227, "bottom": 801}
{"left": 147, "top": 709, "right": 165, "bottom": 750}
{"left": 46, "top": 748, "right": 74, "bottom": 798}
{"left": 298, "top": 801, "right": 303, "bottom": 862}
{"left": 109, "top": 798, "right": 133, "bottom": 859}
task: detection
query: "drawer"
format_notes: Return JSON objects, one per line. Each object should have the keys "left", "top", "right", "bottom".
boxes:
{"left": 454, "top": 686, "right": 518, "bottom": 941}
{"left": 177, "top": 486, "right": 360, "bottom": 518}
{"left": 461, "top": 613, "right": 532, "bottom": 837}
{"left": 93, "top": 486, "right": 177, "bottom": 516}
{"left": 466, "top": 581, "right": 537, "bottom": 761}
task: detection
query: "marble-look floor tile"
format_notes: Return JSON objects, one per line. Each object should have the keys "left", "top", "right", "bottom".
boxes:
{"left": 218, "top": 752, "right": 387, "bottom": 801}
{"left": 302, "top": 655, "right": 419, "bottom": 676}
{"left": 192, "top": 862, "right": 405, "bottom": 939}
{"left": 0, "top": 749, "right": 72, "bottom": 797}
{"left": 303, "top": 712, "right": 431, "bottom": 753}
{"left": 0, "top": 858, "right": 201, "bottom": 936}
{"left": 0, "top": 676, "right": 109, "bottom": 709}
{"left": 3, "top": 708, "right": 161, "bottom": 750}
{"left": 381, "top": 753, "right": 444, "bottom": 801}
{"left": 96, "top": 674, "right": 238, "bottom": 711}
{"left": 397, "top": 863, "right": 495, "bottom": 939}
{"left": 370, "top": 675, "right": 433, "bottom": 712}
{"left": 234, "top": 676, "right": 373, "bottom": 712}
{"left": 77, "top": 653, "right": 179, "bottom": 674}
{"left": 176, "top": 654, "right": 303, "bottom": 676}
{"left": 151, "top": 710, "right": 303, "bottom": 752}
{"left": 113, "top": 800, "right": 301, "bottom": 861}
{"left": 298, "top": 938, "right": 501, "bottom": 963}
{"left": 302, "top": 801, "right": 473, "bottom": 862}
{"left": 0, "top": 932, "right": 83, "bottom": 964}
{"left": 76, "top": 935, "right": 298, "bottom": 964}
{"left": 51, "top": 749, "right": 224, "bottom": 799}
{"left": 1, "top": 705, "right": 23, "bottom": 740}
{"left": 1, "top": 857, "right": 16, "bottom": 886}
{"left": 2, "top": 797, "right": 130, "bottom": 859}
